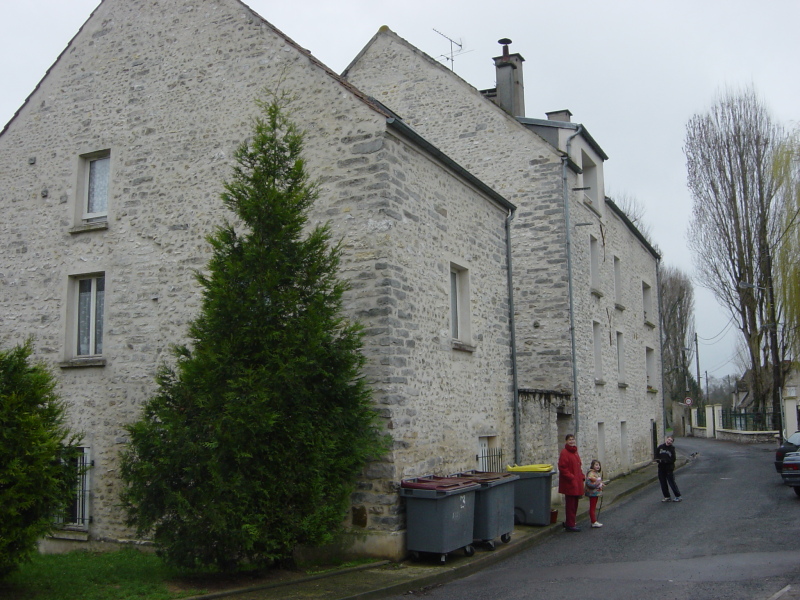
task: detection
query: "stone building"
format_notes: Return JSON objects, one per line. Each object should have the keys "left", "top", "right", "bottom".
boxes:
{"left": 0, "top": 0, "right": 516, "bottom": 560}
{"left": 344, "top": 29, "right": 664, "bottom": 476}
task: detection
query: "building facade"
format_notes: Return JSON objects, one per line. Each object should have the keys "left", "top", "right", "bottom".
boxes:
{"left": 0, "top": 0, "right": 516, "bottom": 560}
{"left": 344, "top": 30, "right": 664, "bottom": 476}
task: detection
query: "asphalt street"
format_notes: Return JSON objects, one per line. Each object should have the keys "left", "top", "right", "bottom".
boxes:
{"left": 389, "top": 436, "right": 800, "bottom": 600}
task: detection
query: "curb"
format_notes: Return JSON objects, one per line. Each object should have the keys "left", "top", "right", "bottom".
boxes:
{"left": 178, "top": 462, "right": 674, "bottom": 600}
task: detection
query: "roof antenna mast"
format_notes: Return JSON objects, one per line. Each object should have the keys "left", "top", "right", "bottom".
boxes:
{"left": 433, "top": 28, "right": 464, "bottom": 72}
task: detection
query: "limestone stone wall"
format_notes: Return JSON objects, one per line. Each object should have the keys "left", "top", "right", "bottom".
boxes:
{"left": 0, "top": 0, "right": 513, "bottom": 556}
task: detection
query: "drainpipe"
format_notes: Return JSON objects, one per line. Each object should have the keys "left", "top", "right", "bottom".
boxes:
{"left": 506, "top": 208, "right": 521, "bottom": 464}
{"left": 656, "top": 259, "right": 667, "bottom": 437}
{"left": 563, "top": 125, "right": 584, "bottom": 439}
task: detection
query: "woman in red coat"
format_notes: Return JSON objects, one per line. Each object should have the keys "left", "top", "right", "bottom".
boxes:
{"left": 558, "top": 434, "right": 584, "bottom": 532}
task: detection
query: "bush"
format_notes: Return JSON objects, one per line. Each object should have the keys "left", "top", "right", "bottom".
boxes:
{"left": 0, "top": 340, "right": 81, "bottom": 577}
{"left": 120, "top": 98, "right": 387, "bottom": 570}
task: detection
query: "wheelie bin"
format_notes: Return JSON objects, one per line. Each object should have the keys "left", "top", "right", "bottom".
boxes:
{"left": 506, "top": 464, "right": 555, "bottom": 526}
{"left": 400, "top": 476, "right": 481, "bottom": 563}
{"left": 452, "top": 470, "right": 519, "bottom": 550}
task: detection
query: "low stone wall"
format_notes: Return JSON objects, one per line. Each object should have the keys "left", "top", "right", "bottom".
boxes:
{"left": 691, "top": 426, "right": 708, "bottom": 438}
{"left": 715, "top": 429, "right": 779, "bottom": 444}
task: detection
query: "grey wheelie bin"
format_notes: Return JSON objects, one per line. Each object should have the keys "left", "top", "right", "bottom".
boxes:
{"left": 452, "top": 470, "right": 519, "bottom": 550}
{"left": 400, "top": 476, "right": 481, "bottom": 563}
{"left": 507, "top": 464, "right": 555, "bottom": 526}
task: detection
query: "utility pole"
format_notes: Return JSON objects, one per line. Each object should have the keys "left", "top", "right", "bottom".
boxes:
{"left": 695, "top": 332, "right": 702, "bottom": 404}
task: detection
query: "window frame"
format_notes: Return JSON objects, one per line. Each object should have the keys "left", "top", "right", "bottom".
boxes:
{"left": 61, "top": 272, "right": 107, "bottom": 367}
{"left": 642, "top": 281, "right": 655, "bottom": 327}
{"left": 590, "top": 235, "right": 602, "bottom": 297}
{"left": 54, "top": 446, "right": 91, "bottom": 531}
{"left": 593, "top": 320, "right": 605, "bottom": 384}
{"left": 613, "top": 256, "right": 625, "bottom": 310}
{"left": 70, "top": 149, "right": 111, "bottom": 233}
{"left": 449, "top": 261, "right": 474, "bottom": 351}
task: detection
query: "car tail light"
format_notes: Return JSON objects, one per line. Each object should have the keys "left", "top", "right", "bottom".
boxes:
{"left": 786, "top": 464, "right": 800, "bottom": 471}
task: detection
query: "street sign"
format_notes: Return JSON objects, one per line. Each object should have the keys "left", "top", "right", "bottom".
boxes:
{"left": 684, "top": 397, "right": 693, "bottom": 406}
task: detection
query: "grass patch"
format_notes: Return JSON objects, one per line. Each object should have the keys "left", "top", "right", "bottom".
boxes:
{"left": 0, "top": 548, "right": 207, "bottom": 600}
{"left": 0, "top": 548, "right": 368, "bottom": 600}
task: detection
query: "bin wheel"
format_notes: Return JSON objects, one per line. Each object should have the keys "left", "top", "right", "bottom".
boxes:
{"left": 501, "top": 533, "right": 512, "bottom": 544}
{"left": 486, "top": 540, "right": 496, "bottom": 551}
{"left": 440, "top": 553, "right": 447, "bottom": 563}
{"left": 410, "top": 551, "right": 421, "bottom": 561}
{"left": 464, "top": 545, "right": 475, "bottom": 557}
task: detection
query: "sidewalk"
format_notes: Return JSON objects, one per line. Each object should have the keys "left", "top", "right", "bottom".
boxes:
{"left": 180, "top": 460, "right": 668, "bottom": 600}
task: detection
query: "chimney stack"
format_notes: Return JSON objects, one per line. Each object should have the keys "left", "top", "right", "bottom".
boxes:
{"left": 493, "top": 38, "right": 525, "bottom": 118}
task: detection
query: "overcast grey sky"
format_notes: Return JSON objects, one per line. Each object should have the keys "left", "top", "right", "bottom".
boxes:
{"left": 3, "top": 1, "right": 799, "bottom": 384}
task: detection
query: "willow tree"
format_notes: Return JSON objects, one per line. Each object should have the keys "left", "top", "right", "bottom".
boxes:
{"left": 120, "top": 98, "right": 387, "bottom": 570}
{"left": 685, "top": 86, "right": 787, "bottom": 427}
{"left": 776, "top": 129, "right": 800, "bottom": 360}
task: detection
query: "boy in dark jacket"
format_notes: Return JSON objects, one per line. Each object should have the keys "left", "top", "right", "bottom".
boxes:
{"left": 656, "top": 436, "right": 682, "bottom": 502}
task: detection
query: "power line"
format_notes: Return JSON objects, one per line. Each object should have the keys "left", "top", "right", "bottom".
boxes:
{"left": 697, "top": 316, "right": 737, "bottom": 343}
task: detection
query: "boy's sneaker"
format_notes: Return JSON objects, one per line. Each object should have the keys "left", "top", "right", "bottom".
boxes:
{"left": 591, "top": 521, "right": 603, "bottom": 528}
{"left": 673, "top": 496, "right": 682, "bottom": 502}
{"left": 661, "top": 497, "right": 672, "bottom": 502}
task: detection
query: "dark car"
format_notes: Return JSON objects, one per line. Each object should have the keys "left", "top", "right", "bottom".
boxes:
{"left": 775, "top": 431, "right": 800, "bottom": 472}
{"left": 781, "top": 452, "right": 800, "bottom": 496}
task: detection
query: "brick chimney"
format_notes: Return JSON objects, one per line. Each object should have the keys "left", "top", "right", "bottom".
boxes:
{"left": 493, "top": 38, "right": 525, "bottom": 118}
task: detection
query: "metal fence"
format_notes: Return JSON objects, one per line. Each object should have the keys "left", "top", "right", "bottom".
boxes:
{"left": 477, "top": 447, "right": 504, "bottom": 472}
{"left": 696, "top": 409, "right": 706, "bottom": 427}
{"left": 721, "top": 410, "right": 775, "bottom": 432}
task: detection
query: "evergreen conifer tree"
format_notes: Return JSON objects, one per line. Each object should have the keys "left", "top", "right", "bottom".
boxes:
{"left": 0, "top": 340, "right": 81, "bottom": 577}
{"left": 120, "top": 99, "right": 386, "bottom": 570}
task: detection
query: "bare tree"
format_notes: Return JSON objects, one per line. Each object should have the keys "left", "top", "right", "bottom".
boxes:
{"left": 609, "top": 191, "right": 656, "bottom": 247}
{"left": 685, "top": 86, "right": 787, "bottom": 429}
{"left": 660, "top": 265, "right": 699, "bottom": 407}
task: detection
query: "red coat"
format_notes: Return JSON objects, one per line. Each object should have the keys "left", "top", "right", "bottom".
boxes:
{"left": 558, "top": 444, "right": 585, "bottom": 496}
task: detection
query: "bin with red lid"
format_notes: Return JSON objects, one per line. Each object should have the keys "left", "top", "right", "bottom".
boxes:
{"left": 400, "top": 476, "right": 481, "bottom": 563}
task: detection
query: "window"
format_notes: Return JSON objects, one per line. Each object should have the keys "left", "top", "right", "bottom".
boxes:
{"left": 55, "top": 447, "right": 91, "bottom": 529}
{"left": 71, "top": 274, "right": 106, "bottom": 357}
{"left": 620, "top": 421, "right": 630, "bottom": 470}
{"left": 646, "top": 346, "right": 656, "bottom": 391}
{"left": 450, "top": 262, "right": 473, "bottom": 350}
{"left": 477, "top": 436, "right": 502, "bottom": 471}
{"left": 81, "top": 151, "right": 110, "bottom": 222}
{"left": 642, "top": 281, "right": 654, "bottom": 327}
{"left": 597, "top": 422, "right": 606, "bottom": 464}
{"left": 593, "top": 321, "right": 604, "bottom": 384}
{"left": 581, "top": 150, "right": 599, "bottom": 209}
{"left": 590, "top": 236, "right": 602, "bottom": 296}
{"left": 85, "top": 155, "right": 109, "bottom": 221}
{"left": 71, "top": 150, "right": 111, "bottom": 232}
{"left": 613, "top": 256, "right": 624, "bottom": 309}
{"left": 616, "top": 331, "right": 626, "bottom": 386}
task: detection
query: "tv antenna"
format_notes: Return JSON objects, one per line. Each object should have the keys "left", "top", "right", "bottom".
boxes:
{"left": 433, "top": 28, "right": 467, "bottom": 71}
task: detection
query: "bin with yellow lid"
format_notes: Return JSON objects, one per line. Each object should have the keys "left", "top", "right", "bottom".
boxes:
{"left": 506, "top": 464, "right": 556, "bottom": 525}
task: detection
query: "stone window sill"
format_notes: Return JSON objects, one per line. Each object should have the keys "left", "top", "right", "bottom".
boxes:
{"left": 615, "top": 303, "right": 626, "bottom": 312}
{"left": 49, "top": 529, "right": 89, "bottom": 542}
{"left": 595, "top": 378, "right": 606, "bottom": 386}
{"left": 59, "top": 357, "right": 107, "bottom": 369}
{"left": 590, "top": 287, "right": 604, "bottom": 298}
{"left": 69, "top": 221, "right": 108, "bottom": 234}
{"left": 618, "top": 382, "right": 629, "bottom": 389}
{"left": 451, "top": 340, "right": 476, "bottom": 353}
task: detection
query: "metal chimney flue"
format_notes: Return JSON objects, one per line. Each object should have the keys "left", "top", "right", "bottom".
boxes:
{"left": 493, "top": 38, "right": 525, "bottom": 118}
